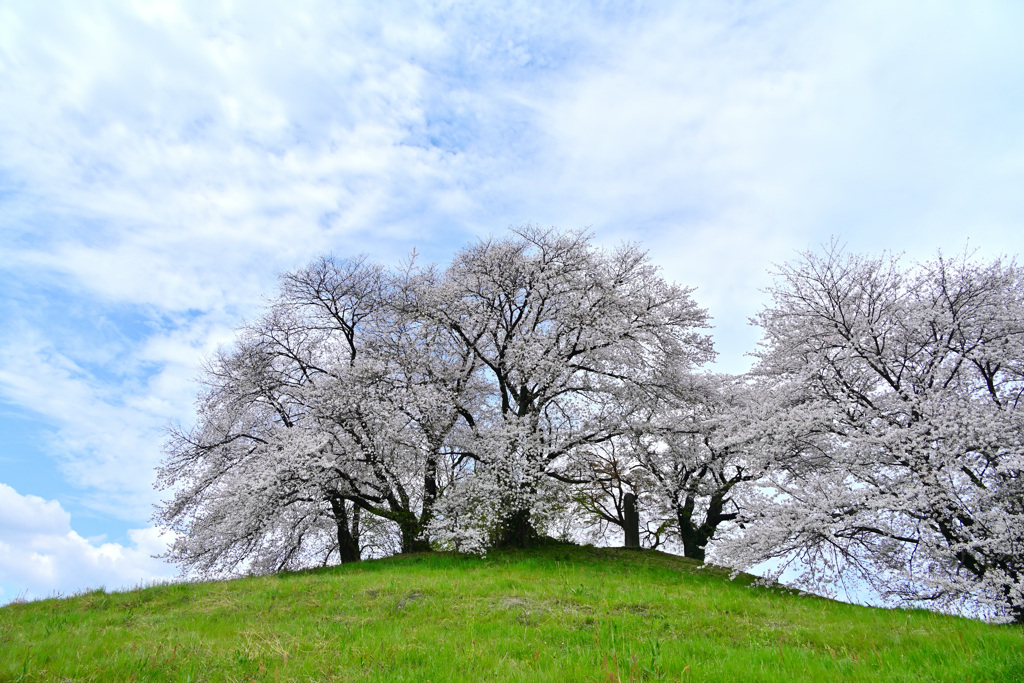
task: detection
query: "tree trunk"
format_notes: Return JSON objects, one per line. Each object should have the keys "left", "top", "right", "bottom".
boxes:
{"left": 623, "top": 492, "right": 641, "bottom": 549}
{"left": 675, "top": 491, "right": 737, "bottom": 562}
{"left": 420, "top": 453, "right": 439, "bottom": 531}
{"left": 676, "top": 499, "right": 708, "bottom": 562}
{"left": 677, "top": 520, "right": 707, "bottom": 562}
{"left": 351, "top": 505, "right": 361, "bottom": 551}
{"left": 398, "top": 513, "right": 431, "bottom": 554}
{"left": 495, "top": 508, "right": 538, "bottom": 548}
{"left": 329, "top": 496, "right": 361, "bottom": 564}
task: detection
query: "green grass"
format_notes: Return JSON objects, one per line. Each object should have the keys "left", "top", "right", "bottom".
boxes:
{"left": 1, "top": 544, "right": 1022, "bottom": 681}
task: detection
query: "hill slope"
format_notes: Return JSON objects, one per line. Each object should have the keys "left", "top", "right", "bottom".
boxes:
{"left": 2, "top": 544, "right": 1022, "bottom": 681}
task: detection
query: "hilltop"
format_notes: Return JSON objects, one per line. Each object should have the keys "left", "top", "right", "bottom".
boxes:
{"left": 2, "top": 544, "right": 1022, "bottom": 681}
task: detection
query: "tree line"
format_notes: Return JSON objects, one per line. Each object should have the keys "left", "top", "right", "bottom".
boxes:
{"left": 156, "top": 226, "right": 1024, "bottom": 623}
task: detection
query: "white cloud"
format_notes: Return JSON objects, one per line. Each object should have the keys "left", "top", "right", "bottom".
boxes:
{"left": 480, "top": 0, "right": 1024, "bottom": 370}
{"left": 0, "top": 0, "right": 475, "bottom": 313}
{"left": 0, "top": 483, "right": 176, "bottom": 604}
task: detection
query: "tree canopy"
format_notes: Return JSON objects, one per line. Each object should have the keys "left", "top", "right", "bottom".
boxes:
{"left": 156, "top": 226, "right": 714, "bottom": 570}
{"left": 714, "top": 244, "right": 1024, "bottom": 622}
{"left": 156, "top": 231, "right": 1024, "bottom": 622}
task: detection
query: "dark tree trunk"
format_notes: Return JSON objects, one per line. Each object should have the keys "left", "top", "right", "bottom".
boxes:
{"left": 398, "top": 513, "right": 431, "bottom": 554}
{"left": 623, "top": 492, "right": 641, "bottom": 549}
{"left": 677, "top": 517, "right": 708, "bottom": 562}
{"left": 495, "top": 508, "right": 538, "bottom": 548}
{"left": 675, "top": 490, "right": 738, "bottom": 562}
{"left": 676, "top": 496, "right": 708, "bottom": 561}
{"left": 420, "top": 454, "right": 439, "bottom": 531}
{"left": 329, "top": 496, "right": 361, "bottom": 564}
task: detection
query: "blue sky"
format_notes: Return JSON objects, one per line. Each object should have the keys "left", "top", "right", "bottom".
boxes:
{"left": 2, "top": 0, "right": 1024, "bottom": 603}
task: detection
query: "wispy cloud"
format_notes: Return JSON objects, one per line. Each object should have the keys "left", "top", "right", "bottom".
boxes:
{"left": 0, "top": 322, "right": 197, "bottom": 518}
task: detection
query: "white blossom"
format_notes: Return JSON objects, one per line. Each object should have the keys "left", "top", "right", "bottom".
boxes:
{"left": 715, "top": 243, "right": 1024, "bottom": 623}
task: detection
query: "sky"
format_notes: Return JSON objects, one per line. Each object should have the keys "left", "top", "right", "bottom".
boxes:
{"left": 2, "top": 0, "right": 1023, "bottom": 604}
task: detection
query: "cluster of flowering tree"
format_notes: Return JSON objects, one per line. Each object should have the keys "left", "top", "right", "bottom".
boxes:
{"left": 418, "top": 228, "right": 718, "bottom": 549}
{"left": 713, "top": 244, "right": 1024, "bottom": 623}
{"left": 569, "top": 371, "right": 778, "bottom": 562}
{"left": 157, "top": 255, "right": 478, "bottom": 573}
{"left": 156, "top": 227, "right": 717, "bottom": 573}
{"left": 157, "top": 230, "right": 1024, "bottom": 622}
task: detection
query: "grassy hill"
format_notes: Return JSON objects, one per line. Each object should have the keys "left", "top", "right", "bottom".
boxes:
{"left": 2, "top": 543, "right": 1022, "bottom": 682}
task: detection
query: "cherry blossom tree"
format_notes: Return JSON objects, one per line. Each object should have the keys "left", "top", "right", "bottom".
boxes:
{"left": 156, "top": 226, "right": 715, "bottom": 575}
{"left": 573, "top": 372, "right": 774, "bottom": 560}
{"left": 569, "top": 436, "right": 668, "bottom": 550}
{"left": 156, "top": 255, "right": 478, "bottom": 574}
{"left": 632, "top": 373, "right": 776, "bottom": 562}
{"left": 421, "top": 226, "right": 714, "bottom": 548}
{"left": 717, "top": 244, "right": 1024, "bottom": 622}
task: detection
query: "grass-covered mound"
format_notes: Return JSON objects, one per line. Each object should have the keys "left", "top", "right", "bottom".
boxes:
{"left": 2, "top": 544, "right": 1022, "bottom": 681}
